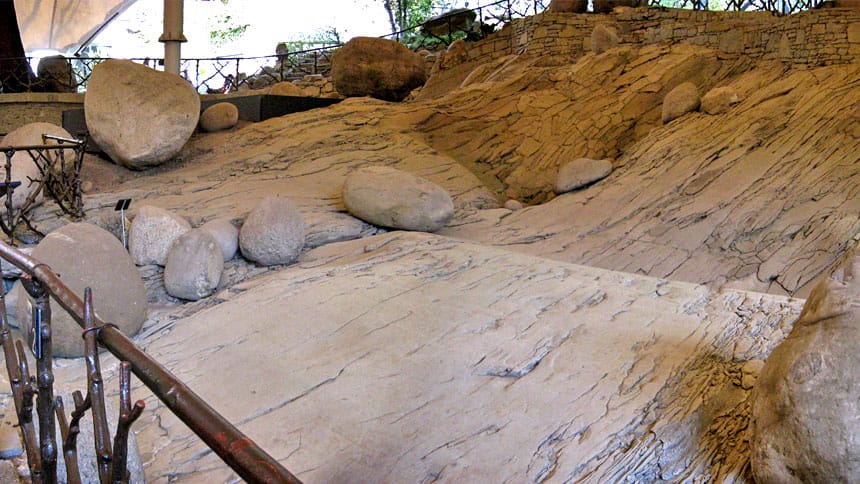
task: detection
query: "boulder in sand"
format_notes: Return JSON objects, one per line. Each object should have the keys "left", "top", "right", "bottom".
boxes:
{"left": 0, "top": 122, "right": 73, "bottom": 209}
{"left": 700, "top": 86, "right": 740, "bottom": 115}
{"left": 751, "top": 249, "right": 860, "bottom": 482}
{"left": 200, "top": 102, "right": 239, "bottom": 132}
{"left": 555, "top": 158, "right": 613, "bottom": 193}
{"left": 164, "top": 229, "right": 224, "bottom": 300}
{"left": 17, "top": 223, "right": 146, "bottom": 358}
{"left": 342, "top": 165, "right": 454, "bottom": 232}
{"left": 331, "top": 37, "right": 427, "bottom": 102}
{"left": 200, "top": 217, "right": 239, "bottom": 261}
{"left": 84, "top": 59, "right": 200, "bottom": 169}
{"left": 128, "top": 205, "right": 191, "bottom": 266}
{"left": 662, "top": 82, "right": 701, "bottom": 124}
{"left": 239, "top": 197, "right": 305, "bottom": 266}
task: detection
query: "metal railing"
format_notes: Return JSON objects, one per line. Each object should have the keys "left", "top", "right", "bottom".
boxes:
{"left": 0, "top": 0, "right": 827, "bottom": 94}
{"left": 0, "top": 242, "right": 302, "bottom": 483}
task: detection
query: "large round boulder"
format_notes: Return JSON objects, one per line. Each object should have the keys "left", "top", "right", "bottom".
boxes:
{"left": 342, "top": 165, "right": 454, "bottom": 232}
{"left": 751, "top": 249, "right": 860, "bottom": 482}
{"left": 128, "top": 205, "right": 191, "bottom": 266}
{"left": 84, "top": 59, "right": 200, "bottom": 169}
{"left": 0, "top": 122, "right": 74, "bottom": 209}
{"left": 17, "top": 223, "right": 147, "bottom": 358}
{"left": 36, "top": 55, "right": 76, "bottom": 92}
{"left": 662, "top": 82, "right": 701, "bottom": 124}
{"left": 200, "top": 102, "right": 239, "bottom": 132}
{"left": 164, "top": 229, "right": 223, "bottom": 301}
{"left": 331, "top": 37, "right": 427, "bottom": 102}
{"left": 239, "top": 197, "right": 305, "bottom": 266}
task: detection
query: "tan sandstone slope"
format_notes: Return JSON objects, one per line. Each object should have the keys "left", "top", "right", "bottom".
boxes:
{"left": 18, "top": 13, "right": 857, "bottom": 483}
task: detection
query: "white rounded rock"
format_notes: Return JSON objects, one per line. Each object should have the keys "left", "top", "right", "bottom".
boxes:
{"left": 0, "top": 122, "right": 73, "bottom": 209}
{"left": 164, "top": 229, "right": 224, "bottom": 300}
{"left": 701, "top": 86, "right": 740, "bottom": 115}
{"left": 200, "top": 217, "right": 239, "bottom": 261}
{"left": 128, "top": 205, "right": 191, "bottom": 266}
{"left": 342, "top": 165, "right": 454, "bottom": 232}
{"left": 239, "top": 197, "right": 306, "bottom": 266}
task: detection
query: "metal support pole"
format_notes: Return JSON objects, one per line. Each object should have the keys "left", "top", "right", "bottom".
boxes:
{"left": 159, "top": 0, "right": 186, "bottom": 75}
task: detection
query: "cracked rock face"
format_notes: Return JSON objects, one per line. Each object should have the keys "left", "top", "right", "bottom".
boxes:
{"left": 751, "top": 248, "right": 860, "bottom": 482}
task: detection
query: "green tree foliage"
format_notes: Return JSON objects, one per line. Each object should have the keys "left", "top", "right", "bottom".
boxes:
{"left": 208, "top": 13, "right": 250, "bottom": 48}
{"left": 381, "top": 0, "right": 453, "bottom": 34}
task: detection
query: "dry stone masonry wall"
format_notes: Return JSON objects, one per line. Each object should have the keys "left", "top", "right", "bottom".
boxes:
{"left": 464, "top": 7, "right": 860, "bottom": 67}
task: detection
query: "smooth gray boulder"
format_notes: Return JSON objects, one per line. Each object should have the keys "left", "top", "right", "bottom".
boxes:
{"left": 85, "top": 59, "right": 200, "bottom": 169}
{"left": 662, "top": 82, "right": 701, "bottom": 124}
{"left": 200, "top": 102, "right": 239, "bottom": 132}
{"left": 555, "top": 158, "right": 613, "bottom": 194}
{"left": 17, "top": 223, "right": 146, "bottom": 358}
{"left": 701, "top": 86, "right": 740, "bottom": 115}
{"left": 239, "top": 197, "right": 305, "bottom": 266}
{"left": 200, "top": 217, "right": 239, "bottom": 261}
{"left": 128, "top": 205, "right": 191, "bottom": 266}
{"left": 342, "top": 165, "right": 454, "bottom": 232}
{"left": 331, "top": 37, "right": 427, "bottom": 102}
{"left": 751, "top": 249, "right": 859, "bottom": 482}
{"left": 0, "top": 122, "right": 73, "bottom": 209}
{"left": 164, "top": 229, "right": 223, "bottom": 300}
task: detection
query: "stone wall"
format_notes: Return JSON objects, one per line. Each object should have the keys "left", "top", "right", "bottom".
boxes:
{"left": 465, "top": 7, "right": 860, "bottom": 66}
{"left": 0, "top": 92, "right": 84, "bottom": 136}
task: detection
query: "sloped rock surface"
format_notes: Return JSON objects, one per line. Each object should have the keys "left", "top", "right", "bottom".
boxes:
{"left": 437, "top": 62, "right": 860, "bottom": 296}
{"left": 46, "top": 232, "right": 801, "bottom": 482}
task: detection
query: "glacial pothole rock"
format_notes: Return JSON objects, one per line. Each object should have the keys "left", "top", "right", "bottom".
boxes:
{"left": 701, "top": 86, "right": 740, "bottom": 115}
{"left": 239, "top": 196, "right": 306, "bottom": 266}
{"left": 342, "top": 165, "right": 455, "bottom": 232}
{"left": 555, "top": 158, "right": 613, "bottom": 194}
{"left": 200, "top": 217, "right": 239, "bottom": 261}
{"left": 164, "top": 229, "right": 224, "bottom": 301}
{"left": 129, "top": 205, "right": 191, "bottom": 266}
{"left": 200, "top": 102, "right": 239, "bottom": 132}
{"left": 751, "top": 248, "right": 860, "bottom": 482}
{"left": 85, "top": 59, "right": 200, "bottom": 169}
{"left": 662, "top": 81, "right": 701, "bottom": 124}
{"left": 17, "top": 223, "right": 146, "bottom": 358}
{"left": 332, "top": 37, "right": 427, "bottom": 102}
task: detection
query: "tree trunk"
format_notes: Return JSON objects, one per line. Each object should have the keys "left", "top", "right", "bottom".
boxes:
{"left": 0, "top": 0, "right": 35, "bottom": 93}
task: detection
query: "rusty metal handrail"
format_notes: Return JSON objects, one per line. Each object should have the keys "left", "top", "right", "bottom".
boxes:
{"left": 0, "top": 241, "right": 301, "bottom": 483}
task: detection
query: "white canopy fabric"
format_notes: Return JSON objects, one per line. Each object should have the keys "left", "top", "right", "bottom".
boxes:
{"left": 15, "top": 0, "right": 139, "bottom": 53}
